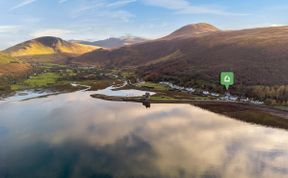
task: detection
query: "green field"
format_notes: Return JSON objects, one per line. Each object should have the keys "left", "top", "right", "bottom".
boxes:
{"left": 40, "top": 62, "right": 67, "bottom": 69}
{"left": 11, "top": 72, "right": 61, "bottom": 91}
{"left": 136, "top": 82, "right": 168, "bottom": 91}
{"left": 78, "top": 80, "right": 114, "bottom": 90}
{"left": 151, "top": 95, "right": 176, "bottom": 101}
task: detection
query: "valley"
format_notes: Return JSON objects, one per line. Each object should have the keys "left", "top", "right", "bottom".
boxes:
{"left": 1, "top": 23, "right": 288, "bottom": 133}
{"left": 2, "top": 0, "right": 288, "bottom": 177}
{"left": 1, "top": 60, "right": 287, "bottom": 131}
{"left": 72, "top": 23, "right": 288, "bottom": 106}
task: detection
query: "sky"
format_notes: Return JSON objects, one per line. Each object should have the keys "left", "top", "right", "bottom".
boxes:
{"left": 0, "top": 0, "right": 288, "bottom": 49}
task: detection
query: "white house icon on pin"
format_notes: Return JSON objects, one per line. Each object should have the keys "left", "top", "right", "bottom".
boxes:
{"left": 221, "top": 72, "right": 234, "bottom": 90}
{"left": 224, "top": 75, "right": 231, "bottom": 83}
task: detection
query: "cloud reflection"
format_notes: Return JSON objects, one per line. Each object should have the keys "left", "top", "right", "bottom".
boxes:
{"left": 0, "top": 91, "right": 288, "bottom": 178}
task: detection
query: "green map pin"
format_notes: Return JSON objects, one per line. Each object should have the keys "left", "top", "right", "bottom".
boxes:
{"left": 220, "top": 72, "right": 234, "bottom": 90}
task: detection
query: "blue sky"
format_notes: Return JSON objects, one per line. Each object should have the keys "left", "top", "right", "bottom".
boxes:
{"left": 0, "top": 0, "right": 288, "bottom": 49}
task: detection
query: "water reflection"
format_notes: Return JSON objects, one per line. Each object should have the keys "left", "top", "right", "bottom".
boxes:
{"left": 0, "top": 90, "right": 288, "bottom": 178}
{"left": 142, "top": 100, "right": 151, "bottom": 108}
{"left": 94, "top": 86, "right": 155, "bottom": 97}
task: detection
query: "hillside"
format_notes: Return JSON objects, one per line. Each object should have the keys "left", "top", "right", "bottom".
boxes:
{"left": 161, "top": 23, "right": 220, "bottom": 40}
{"left": 71, "top": 36, "right": 148, "bottom": 49}
{"left": 4, "top": 36, "right": 100, "bottom": 62}
{"left": 0, "top": 53, "right": 30, "bottom": 76}
{"left": 0, "top": 52, "right": 19, "bottom": 64}
{"left": 73, "top": 23, "right": 288, "bottom": 86}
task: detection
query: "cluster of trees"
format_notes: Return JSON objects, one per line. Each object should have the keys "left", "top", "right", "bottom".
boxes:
{"left": 247, "top": 85, "right": 288, "bottom": 105}
{"left": 143, "top": 72, "right": 223, "bottom": 91}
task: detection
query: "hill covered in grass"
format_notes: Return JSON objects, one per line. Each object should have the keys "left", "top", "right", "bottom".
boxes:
{"left": 0, "top": 52, "right": 19, "bottom": 64}
{"left": 3, "top": 36, "right": 100, "bottom": 63}
{"left": 0, "top": 52, "right": 30, "bottom": 76}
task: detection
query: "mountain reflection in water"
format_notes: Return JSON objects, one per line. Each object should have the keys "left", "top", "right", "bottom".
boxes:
{"left": 0, "top": 90, "right": 288, "bottom": 178}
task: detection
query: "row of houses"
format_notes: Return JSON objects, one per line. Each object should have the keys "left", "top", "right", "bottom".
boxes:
{"left": 218, "top": 93, "right": 264, "bottom": 104}
{"left": 159, "top": 82, "right": 196, "bottom": 93}
{"left": 160, "top": 81, "right": 220, "bottom": 97}
{"left": 159, "top": 81, "right": 264, "bottom": 105}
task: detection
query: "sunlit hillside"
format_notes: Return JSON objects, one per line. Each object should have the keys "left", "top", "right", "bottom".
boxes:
{"left": 74, "top": 24, "right": 288, "bottom": 86}
{"left": 3, "top": 36, "right": 100, "bottom": 62}
{"left": 0, "top": 52, "right": 19, "bottom": 64}
{"left": 0, "top": 52, "right": 30, "bottom": 76}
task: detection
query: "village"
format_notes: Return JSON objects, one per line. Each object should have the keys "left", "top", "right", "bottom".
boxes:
{"left": 159, "top": 81, "right": 264, "bottom": 105}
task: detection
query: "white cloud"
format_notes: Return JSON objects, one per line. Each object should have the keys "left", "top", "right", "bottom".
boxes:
{"left": 107, "top": 0, "right": 137, "bottom": 8}
{"left": 142, "top": 0, "right": 248, "bottom": 16}
{"left": 74, "top": 2, "right": 105, "bottom": 14}
{"left": 10, "top": 0, "right": 36, "bottom": 11}
{"left": 30, "top": 29, "right": 72, "bottom": 38}
{"left": 0, "top": 26, "right": 20, "bottom": 33}
{"left": 270, "top": 24, "right": 287, "bottom": 27}
{"left": 72, "top": 0, "right": 136, "bottom": 21}
{"left": 75, "top": 0, "right": 136, "bottom": 13}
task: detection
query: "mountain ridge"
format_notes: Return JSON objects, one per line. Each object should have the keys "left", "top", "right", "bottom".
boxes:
{"left": 73, "top": 23, "right": 288, "bottom": 86}
{"left": 71, "top": 36, "right": 148, "bottom": 49}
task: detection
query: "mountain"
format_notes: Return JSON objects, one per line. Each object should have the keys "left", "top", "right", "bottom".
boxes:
{"left": 71, "top": 36, "right": 148, "bottom": 49}
{"left": 0, "top": 52, "right": 30, "bottom": 76}
{"left": 73, "top": 23, "right": 288, "bottom": 86}
{"left": 3, "top": 36, "right": 100, "bottom": 62}
{"left": 161, "top": 23, "right": 220, "bottom": 40}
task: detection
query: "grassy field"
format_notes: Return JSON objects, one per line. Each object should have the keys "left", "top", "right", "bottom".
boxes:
{"left": 11, "top": 72, "right": 61, "bottom": 91}
{"left": 151, "top": 95, "right": 176, "bottom": 101}
{"left": 0, "top": 61, "right": 126, "bottom": 94}
{"left": 136, "top": 82, "right": 168, "bottom": 91}
{"left": 78, "top": 80, "right": 115, "bottom": 90}
{"left": 120, "top": 70, "right": 135, "bottom": 78}
{"left": 40, "top": 62, "right": 67, "bottom": 68}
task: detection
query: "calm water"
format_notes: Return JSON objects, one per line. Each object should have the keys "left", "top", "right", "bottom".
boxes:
{"left": 94, "top": 85, "right": 155, "bottom": 97}
{"left": 0, "top": 90, "right": 288, "bottom": 178}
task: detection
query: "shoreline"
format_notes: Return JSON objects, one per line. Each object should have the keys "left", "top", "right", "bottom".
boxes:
{"left": 91, "top": 93, "right": 288, "bottom": 130}
{"left": 91, "top": 93, "right": 288, "bottom": 115}
{"left": 2, "top": 83, "right": 288, "bottom": 130}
